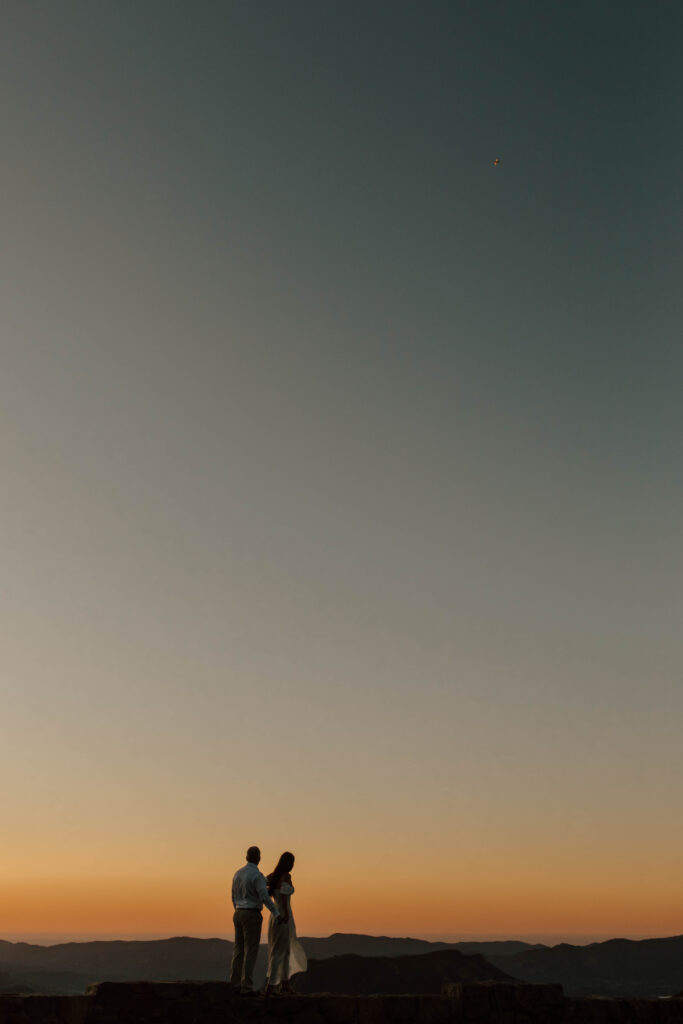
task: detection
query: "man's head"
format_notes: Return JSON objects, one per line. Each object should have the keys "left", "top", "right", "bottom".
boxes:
{"left": 246, "top": 846, "right": 261, "bottom": 864}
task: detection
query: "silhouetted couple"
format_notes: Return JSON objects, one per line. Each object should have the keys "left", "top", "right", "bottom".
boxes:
{"left": 230, "top": 846, "right": 307, "bottom": 996}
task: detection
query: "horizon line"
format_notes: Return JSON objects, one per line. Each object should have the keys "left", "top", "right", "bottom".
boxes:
{"left": 2, "top": 931, "right": 677, "bottom": 948}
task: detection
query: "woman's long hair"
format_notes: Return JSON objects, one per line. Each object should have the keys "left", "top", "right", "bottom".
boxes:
{"left": 267, "top": 851, "right": 295, "bottom": 895}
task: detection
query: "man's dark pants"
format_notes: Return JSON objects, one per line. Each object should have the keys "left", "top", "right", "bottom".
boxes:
{"left": 230, "top": 908, "right": 263, "bottom": 992}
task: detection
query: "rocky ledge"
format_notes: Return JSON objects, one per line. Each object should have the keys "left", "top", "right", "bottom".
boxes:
{"left": 1, "top": 981, "right": 683, "bottom": 1024}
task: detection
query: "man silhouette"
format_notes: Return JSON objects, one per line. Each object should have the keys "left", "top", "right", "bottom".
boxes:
{"left": 230, "top": 846, "right": 281, "bottom": 994}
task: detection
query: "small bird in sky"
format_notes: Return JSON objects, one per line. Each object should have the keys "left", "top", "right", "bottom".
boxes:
{"left": 493, "top": 157, "right": 501, "bottom": 166}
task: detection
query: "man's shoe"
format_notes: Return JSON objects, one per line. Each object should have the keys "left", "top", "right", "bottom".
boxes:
{"left": 240, "top": 990, "right": 260, "bottom": 997}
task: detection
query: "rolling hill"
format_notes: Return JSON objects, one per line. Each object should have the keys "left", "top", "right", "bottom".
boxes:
{"left": 295, "top": 948, "right": 515, "bottom": 994}
{"left": 0, "top": 934, "right": 539, "bottom": 994}
{"left": 487, "top": 935, "right": 683, "bottom": 997}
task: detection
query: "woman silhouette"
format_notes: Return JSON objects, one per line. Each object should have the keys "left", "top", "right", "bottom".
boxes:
{"left": 264, "top": 851, "right": 307, "bottom": 995}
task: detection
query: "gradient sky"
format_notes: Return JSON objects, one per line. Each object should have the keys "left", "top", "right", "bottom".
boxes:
{"left": 2, "top": 1, "right": 682, "bottom": 944}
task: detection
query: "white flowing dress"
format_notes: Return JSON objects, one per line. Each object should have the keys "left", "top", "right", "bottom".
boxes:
{"left": 266, "top": 879, "right": 307, "bottom": 984}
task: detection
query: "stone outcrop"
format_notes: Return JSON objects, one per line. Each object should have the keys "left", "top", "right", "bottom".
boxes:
{"left": 1, "top": 981, "right": 683, "bottom": 1024}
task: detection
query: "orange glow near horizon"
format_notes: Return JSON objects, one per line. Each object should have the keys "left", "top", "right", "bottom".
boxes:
{"left": 3, "top": 850, "right": 682, "bottom": 943}
{"left": 4, "top": 731, "right": 683, "bottom": 946}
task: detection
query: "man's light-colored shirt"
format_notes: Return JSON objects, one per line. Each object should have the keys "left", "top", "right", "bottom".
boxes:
{"left": 232, "top": 862, "right": 278, "bottom": 915}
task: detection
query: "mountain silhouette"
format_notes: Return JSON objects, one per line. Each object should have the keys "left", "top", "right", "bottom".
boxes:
{"left": 298, "top": 934, "right": 540, "bottom": 959}
{"left": 295, "top": 948, "right": 514, "bottom": 994}
{"left": 0, "top": 935, "right": 539, "bottom": 994}
{"left": 3, "top": 933, "right": 681, "bottom": 997}
{"left": 487, "top": 935, "right": 683, "bottom": 997}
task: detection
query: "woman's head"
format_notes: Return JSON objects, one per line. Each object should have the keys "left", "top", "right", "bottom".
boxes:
{"left": 267, "top": 851, "right": 295, "bottom": 893}
{"left": 277, "top": 851, "right": 295, "bottom": 873}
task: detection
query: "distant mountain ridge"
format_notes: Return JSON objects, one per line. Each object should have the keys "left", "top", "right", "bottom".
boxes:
{"left": 0, "top": 934, "right": 540, "bottom": 994}
{"left": 2, "top": 933, "right": 682, "bottom": 998}
{"left": 300, "top": 934, "right": 541, "bottom": 959}
{"left": 487, "top": 934, "right": 683, "bottom": 998}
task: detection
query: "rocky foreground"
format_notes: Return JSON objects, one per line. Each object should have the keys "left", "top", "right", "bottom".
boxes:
{"left": 2, "top": 981, "right": 683, "bottom": 1024}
